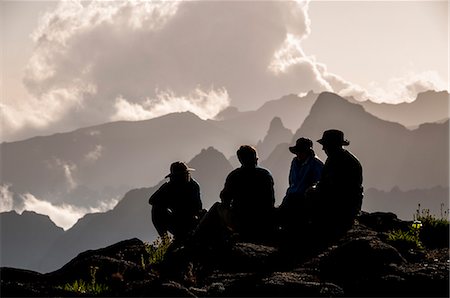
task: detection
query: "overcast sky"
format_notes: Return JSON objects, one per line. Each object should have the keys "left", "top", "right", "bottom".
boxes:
{"left": 1, "top": 0, "right": 448, "bottom": 143}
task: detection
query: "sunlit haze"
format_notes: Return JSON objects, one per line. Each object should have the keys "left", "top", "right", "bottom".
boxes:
{"left": 0, "top": 0, "right": 448, "bottom": 229}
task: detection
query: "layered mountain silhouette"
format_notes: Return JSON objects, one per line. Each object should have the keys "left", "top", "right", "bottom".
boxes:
{"left": 0, "top": 112, "right": 239, "bottom": 209}
{"left": 1, "top": 90, "right": 448, "bottom": 273}
{"left": 211, "top": 91, "right": 318, "bottom": 145}
{"left": 351, "top": 90, "right": 449, "bottom": 129}
{"left": 188, "top": 147, "right": 233, "bottom": 209}
{"left": 0, "top": 211, "right": 64, "bottom": 271}
{"left": 1, "top": 91, "right": 446, "bottom": 212}
{"left": 256, "top": 117, "right": 293, "bottom": 161}
{"left": 299, "top": 92, "right": 447, "bottom": 190}
{"left": 363, "top": 186, "right": 449, "bottom": 220}
{"left": 1, "top": 147, "right": 233, "bottom": 273}
{"left": 263, "top": 92, "right": 448, "bottom": 208}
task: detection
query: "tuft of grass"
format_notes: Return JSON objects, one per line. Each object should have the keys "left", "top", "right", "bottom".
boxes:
{"left": 62, "top": 279, "right": 109, "bottom": 295}
{"left": 415, "top": 205, "right": 449, "bottom": 248}
{"left": 57, "top": 266, "right": 109, "bottom": 295}
{"left": 142, "top": 234, "right": 173, "bottom": 269}
{"left": 387, "top": 228, "right": 423, "bottom": 251}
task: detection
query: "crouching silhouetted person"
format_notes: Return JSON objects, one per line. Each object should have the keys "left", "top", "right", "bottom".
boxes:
{"left": 305, "top": 129, "right": 363, "bottom": 249}
{"left": 194, "top": 145, "right": 276, "bottom": 247}
{"left": 149, "top": 162, "right": 204, "bottom": 241}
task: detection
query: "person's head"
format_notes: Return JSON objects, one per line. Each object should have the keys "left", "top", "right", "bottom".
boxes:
{"left": 165, "top": 161, "right": 194, "bottom": 183}
{"left": 237, "top": 145, "right": 258, "bottom": 167}
{"left": 289, "top": 137, "right": 314, "bottom": 160}
{"left": 317, "top": 129, "right": 349, "bottom": 156}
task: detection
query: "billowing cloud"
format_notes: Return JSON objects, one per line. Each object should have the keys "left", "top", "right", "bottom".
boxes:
{"left": 3, "top": 0, "right": 443, "bottom": 142}
{"left": 18, "top": 193, "right": 119, "bottom": 230}
{"left": 112, "top": 87, "right": 230, "bottom": 121}
{"left": 2, "top": 0, "right": 324, "bottom": 142}
{"left": 1, "top": 183, "right": 118, "bottom": 230}
{"left": 366, "top": 71, "right": 448, "bottom": 103}
{"left": 0, "top": 184, "right": 14, "bottom": 212}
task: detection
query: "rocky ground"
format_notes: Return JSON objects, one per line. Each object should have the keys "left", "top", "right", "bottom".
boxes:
{"left": 1, "top": 212, "right": 449, "bottom": 297}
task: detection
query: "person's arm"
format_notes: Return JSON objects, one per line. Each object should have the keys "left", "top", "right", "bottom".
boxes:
{"left": 149, "top": 183, "right": 168, "bottom": 207}
{"left": 261, "top": 170, "right": 276, "bottom": 209}
{"left": 312, "top": 159, "right": 324, "bottom": 183}
{"left": 220, "top": 173, "right": 233, "bottom": 207}
{"left": 286, "top": 158, "right": 296, "bottom": 196}
{"left": 192, "top": 180, "right": 202, "bottom": 211}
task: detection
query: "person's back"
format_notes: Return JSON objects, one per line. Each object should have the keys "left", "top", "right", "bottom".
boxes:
{"left": 320, "top": 148, "right": 363, "bottom": 219}
{"left": 222, "top": 167, "right": 274, "bottom": 214}
{"left": 220, "top": 145, "right": 275, "bottom": 241}
{"left": 313, "top": 129, "right": 363, "bottom": 233}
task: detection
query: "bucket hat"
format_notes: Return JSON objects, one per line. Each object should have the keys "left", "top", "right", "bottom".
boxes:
{"left": 317, "top": 129, "right": 350, "bottom": 146}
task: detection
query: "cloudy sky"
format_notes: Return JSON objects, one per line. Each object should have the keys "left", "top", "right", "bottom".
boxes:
{"left": 1, "top": 0, "right": 448, "bottom": 144}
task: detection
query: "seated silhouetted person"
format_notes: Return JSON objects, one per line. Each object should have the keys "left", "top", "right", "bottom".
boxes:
{"left": 149, "top": 162, "right": 204, "bottom": 241}
{"left": 278, "top": 137, "right": 323, "bottom": 232}
{"left": 221, "top": 145, "right": 276, "bottom": 241}
{"left": 194, "top": 145, "right": 275, "bottom": 245}
{"left": 306, "top": 129, "right": 363, "bottom": 245}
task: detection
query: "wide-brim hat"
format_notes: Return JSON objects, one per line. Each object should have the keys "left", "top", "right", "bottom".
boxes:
{"left": 317, "top": 129, "right": 350, "bottom": 146}
{"left": 289, "top": 137, "right": 313, "bottom": 154}
{"left": 165, "top": 161, "right": 195, "bottom": 178}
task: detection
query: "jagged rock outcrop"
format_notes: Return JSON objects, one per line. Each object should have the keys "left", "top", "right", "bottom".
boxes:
{"left": 1, "top": 212, "right": 448, "bottom": 297}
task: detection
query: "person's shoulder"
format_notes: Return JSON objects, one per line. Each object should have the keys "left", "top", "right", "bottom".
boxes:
{"left": 312, "top": 156, "right": 324, "bottom": 166}
{"left": 344, "top": 149, "right": 360, "bottom": 161}
{"left": 190, "top": 178, "right": 200, "bottom": 188}
{"left": 342, "top": 149, "right": 362, "bottom": 167}
{"left": 158, "top": 181, "right": 170, "bottom": 189}
{"left": 256, "top": 166, "right": 273, "bottom": 177}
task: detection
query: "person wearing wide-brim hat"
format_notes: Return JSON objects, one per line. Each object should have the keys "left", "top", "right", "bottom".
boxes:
{"left": 164, "top": 161, "right": 196, "bottom": 178}
{"left": 306, "top": 129, "right": 363, "bottom": 246}
{"left": 317, "top": 129, "right": 350, "bottom": 150}
{"left": 149, "top": 161, "right": 205, "bottom": 240}
{"left": 278, "top": 137, "right": 324, "bottom": 235}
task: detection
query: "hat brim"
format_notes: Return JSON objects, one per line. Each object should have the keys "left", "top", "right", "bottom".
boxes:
{"left": 317, "top": 139, "right": 350, "bottom": 146}
{"left": 288, "top": 146, "right": 298, "bottom": 154}
{"left": 165, "top": 168, "right": 195, "bottom": 178}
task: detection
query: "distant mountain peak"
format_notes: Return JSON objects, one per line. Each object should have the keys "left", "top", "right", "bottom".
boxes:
{"left": 257, "top": 117, "right": 293, "bottom": 160}
{"left": 189, "top": 146, "right": 229, "bottom": 166}
{"left": 268, "top": 117, "right": 286, "bottom": 132}
{"left": 312, "top": 91, "right": 365, "bottom": 114}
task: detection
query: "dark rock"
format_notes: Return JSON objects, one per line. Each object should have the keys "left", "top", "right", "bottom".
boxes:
{"left": 130, "top": 280, "right": 196, "bottom": 297}
{"left": 357, "top": 211, "right": 410, "bottom": 232}
{"left": 221, "top": 242, "right": 279, "bottom": 272}
{"left": 258, "top": 272, "right": 344, "bottom": 297}
{"left": 1, "top": 212, "right": 448, "bottom": 297}
{"left": 320, "top": 236, "right": 407, "bottom": 284}
{"left": 45, "top": 238, "right": 150, "bottom": 284}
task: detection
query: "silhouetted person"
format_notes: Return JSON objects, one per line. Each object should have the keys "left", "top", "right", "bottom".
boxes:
{"left": 149, "top": 162, "right": 204, "bottom": 241}
{"left": 308, "top": 129, "right": 363, "bottom": 242}
{"left": 279, "top": 137, "right": 323, "bottom": 231}
{"left": 194, "top": 145, "right": 275, "bottom": 245}
{"left": 220, "top": 145, "right": 276, "bottom": 241}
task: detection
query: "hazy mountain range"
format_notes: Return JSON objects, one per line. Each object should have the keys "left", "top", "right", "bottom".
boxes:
{"left": 349, "top": 90, "right": 449, "bottom": 129}
{"left": 1, "top": 147, "right": 232, "bottom": 273}
{"left": 1, "top": 90, "right": 448, "bottom": 273}
{"left": 263, "top": 92, "right": 449, "bottom": 200}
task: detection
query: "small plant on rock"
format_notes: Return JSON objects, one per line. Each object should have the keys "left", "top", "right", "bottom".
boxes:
{"left": 387, "top": 223, "right": 424, "bottom": 252}
{"left": 415, "top": 204, "right": 449, "bottom": 248}
{"left": 58, "top": 266, "right": 110, "bottom": 295}
{"left": 142, "top": 233, "right": 173, "bottom": 269}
